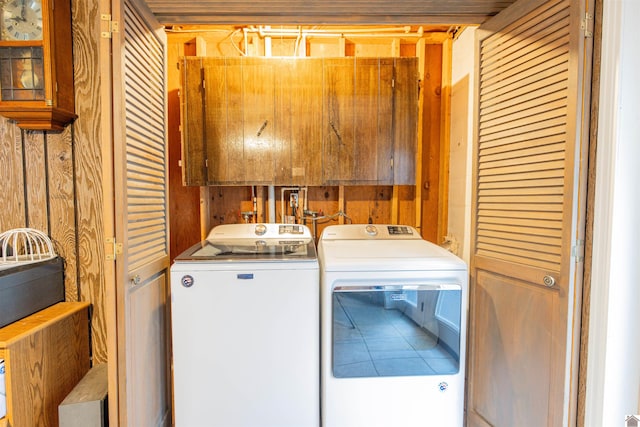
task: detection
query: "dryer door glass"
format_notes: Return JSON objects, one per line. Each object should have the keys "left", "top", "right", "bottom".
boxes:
{"left": 332, "top": 284, "right": 461, "bottom": 378}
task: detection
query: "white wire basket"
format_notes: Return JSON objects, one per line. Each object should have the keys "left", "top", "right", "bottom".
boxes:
{"left": 0, "top": 228, "right": 57, "bottom": 266}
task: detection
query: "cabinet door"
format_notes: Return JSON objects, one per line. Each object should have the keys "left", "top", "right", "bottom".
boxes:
{"left": 181, "top": 57, "right": 206, "bottom": 185}
{"left": 203, "top": 57, "right": 230, "bottom": 184}
{"left": 323, "top": 57, "right": 403, "bottom": 185}
{"left": 323, "top": 57, "right": 355, "bottom": 184}
{"left": 274, "top": 58, "right": 323, "bottom": 185}
{"left": 241, "top": 57, "right": 275, "bottom": 183}
{"left": 356, "top": 57, "right": 394, "bottom": 184}
{"left": 203, "top": 57, "right": 275, "bottom": 184}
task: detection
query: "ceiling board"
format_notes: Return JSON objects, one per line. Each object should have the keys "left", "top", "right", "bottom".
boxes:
{"left": 143, "top": 0, "right": 518, "bottom": 25}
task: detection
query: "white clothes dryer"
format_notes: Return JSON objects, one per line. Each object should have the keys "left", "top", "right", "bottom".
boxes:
{"left": 318, "top": 224, "right": 468, "bottom": 427}
{"left": 171, "top": 223, "right": 319, "bottom": 427}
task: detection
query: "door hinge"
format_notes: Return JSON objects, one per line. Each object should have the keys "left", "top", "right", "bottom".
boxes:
{"left": 572, "top": 239, "right": 585, "bottom": 263}
{"left": 105, "top": 237, "right": 123, "bottom": 261}
{"left": 101, "top": 14, "right": 120, "bottom": 39}
{"left": 581, "top": 13, "right": 593, "bottom": 38}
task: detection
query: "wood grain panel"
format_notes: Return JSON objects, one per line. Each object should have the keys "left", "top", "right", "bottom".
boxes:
{"left": 243, "top": 57, "right": 275, "bottom": 183}
{"left": 353, "top": 58, "right": 382, "bottom": 182}
{"left": 377, "top": 58, "right": 394, "bottom": 183}
{"left": 71, "top": 0, "right": 108, "bottom": 364}
{"left": 273, "top": 58, "right": 295, "bottom": 184}
{"left": 278, "top": 58, "right": 323, "bottom": 185}
{"left": 224, "top": 57, "right": 245, "bottom": 183}
{"left": 127, "top": 272, "right": 168, "bottom": 427}
{"left": 0, "top": 117, "right": 26, "bottom": 230}
{"left": 46, "top": 127, "right": 79, "bottom": 301}
{"left": 471, "top": 270, "right": 554, "bottom": 427}
{"left": 393, "top": 57, "right": 418, "bottom": 185}
{"left": 1, "top": 303, "right": 90, "bottom": 427}
{"left": 182, "top": 57, "right": 205, "bottom": 185}
{"left": 23, "top": 131, "right": 48, "bottom": 231}
{"left": 420, "top": 43, "right": 442, "bottom": 242}
{"left": 202, "top": 57, "right": 229, "bottom": 183}
{"left": 207, "top": 186, "right": 252, "bottom": 225}
{"left": 397, "top": 185, "right": 416, "bottom": 227}
{"left": 323, "top": 57, "right": 355, "bottom": 183}
{"left": 344, "top": 185, "right": 393, "bottom": 224}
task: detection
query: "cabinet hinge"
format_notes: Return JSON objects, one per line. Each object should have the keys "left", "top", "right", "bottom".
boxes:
{"left": 105, "top": 237, "right": 123, "bottom": 261}
{"left": 101, "top": 14, "right": 120, "bottom": 39}
{"left": 581, "top": 12, "right": 593, "bottom": 38}
{"left": 205, "top": 159, "right": 209, "bottom": 168}
{"left": 572, "top": 239, "right": 585, "bottom": 263}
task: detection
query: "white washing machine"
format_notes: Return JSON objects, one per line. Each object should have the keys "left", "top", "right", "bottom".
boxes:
{"left": 318, "top": 224, "right": 468, "bottom": 427}
{"left": 171, "top": 223, "right": 319, "bottom": 427}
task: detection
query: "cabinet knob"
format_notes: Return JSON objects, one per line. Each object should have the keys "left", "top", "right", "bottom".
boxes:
{"left": 132, "top": 275, "right": 141, "bottom": 286}
{"left": 543, "top": 275, "right": 556, "bottom": 288}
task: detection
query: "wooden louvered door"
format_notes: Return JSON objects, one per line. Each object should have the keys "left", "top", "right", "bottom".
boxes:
{"left": 467, "top": 0, "right": 593, "bottom": 426}
{"left": 110, "top": 0, "right": 171, "bottom": 425}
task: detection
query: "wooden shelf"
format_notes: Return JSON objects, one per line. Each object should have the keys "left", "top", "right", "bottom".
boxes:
{"left": 0, "top": 302, "right": 90, "bottom": 427}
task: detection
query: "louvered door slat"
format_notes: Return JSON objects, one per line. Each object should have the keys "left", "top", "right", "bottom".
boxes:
{"left": 481, "top": 137, "right": 564, "bottom": 157}
{"left": 480, "top": 80, "right": 568, "bottom": 116}
{"left": 476, "top": 247, "right": 560, "bottom": 270}
{"left": 478, "top": 218, "right": 564, "bottom": 237}
{"left": 478, "top": 218, "right": 558, "bottom": 237}
{"left": 481, "top": 97, "right": 568, "bottom": 131}
{"left": 123, "top": 1, "right": 167, "bottom": 272}
{"left": 479, "top": 0, "right": 570, "bottom": 66}
{"left": 479, "top": 209, "right": 564, "bottom": 221}
{"left": 479, "top": 151, "right": 565, "bottom": 170}
{"left": 476, "top": 0, "right": 569, "bottom": 271}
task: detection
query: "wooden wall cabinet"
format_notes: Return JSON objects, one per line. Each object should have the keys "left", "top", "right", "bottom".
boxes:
{"left": 180, "top": 56, "right": 417, "bottom": 186}
{"left": 323, "top": 57, "right": 418, "bottom": 185}
{"left": 0, "top": 302, "right": 90, "bottom": 427}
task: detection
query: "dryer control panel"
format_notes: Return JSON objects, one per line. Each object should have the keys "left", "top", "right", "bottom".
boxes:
{"left": 321, "top": 224, "right": 421, "bottom": 240}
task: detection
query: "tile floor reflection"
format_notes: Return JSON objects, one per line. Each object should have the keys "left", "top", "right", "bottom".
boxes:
{"left": 333, "top": 292, "right": 459, "bottom": 378}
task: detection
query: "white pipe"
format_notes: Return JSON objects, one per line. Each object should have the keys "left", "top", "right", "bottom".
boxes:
{"left": 264, "top": 25, "right": 272, "bottom": 56}
{"left": 268, "top": 185, "right": 276, "bottom": 223}
{"left": 255, "top": 25, "right": 413, "bottom": 36}
{"left": 248, "top": 25, "right": 423, "bottom": 39}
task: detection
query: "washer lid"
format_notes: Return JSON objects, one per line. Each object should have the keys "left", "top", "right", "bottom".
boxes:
{"left": 174, "top": 223, "right": 317, "bottom": 262}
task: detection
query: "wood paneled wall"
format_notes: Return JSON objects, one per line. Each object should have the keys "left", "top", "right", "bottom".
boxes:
{"left": 167, "top": 29, "right": 448, "bottom": 249}
{"left": 0, "top": 0, "right": 109, "bottom": 364}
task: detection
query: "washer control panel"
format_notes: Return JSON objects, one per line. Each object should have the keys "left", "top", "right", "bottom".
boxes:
{"left": 387, "top": 225, "right": 413, "bottom": 235}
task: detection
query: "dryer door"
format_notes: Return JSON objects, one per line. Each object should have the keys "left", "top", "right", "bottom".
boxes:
{"left": 332, "top": 284, "right": 461, "bottom": 378}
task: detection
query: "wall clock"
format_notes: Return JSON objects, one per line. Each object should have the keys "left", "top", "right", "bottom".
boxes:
{"left": 0, "top": 0, "right": 76, "bottom": 130}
